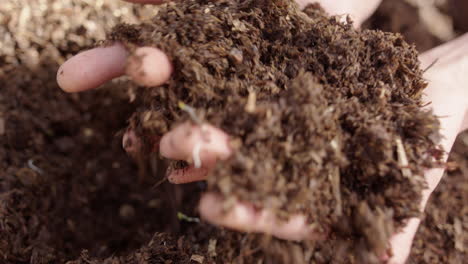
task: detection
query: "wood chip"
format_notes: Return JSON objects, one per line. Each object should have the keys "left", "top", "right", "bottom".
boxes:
{"left": 208, "top": 239, "right": 217, "bottom": 257}
{"left": 396, "top": 137, "right": 412, "bottom": 178}
{"left": 190, "top": 254, "right": 204, "bottom": 263}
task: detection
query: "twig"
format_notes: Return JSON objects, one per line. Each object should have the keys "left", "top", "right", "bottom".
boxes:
{"left": 396, "top": 137, "right": 412, "bottom": 178}
{"left": 152, "top": 176, "right": 168, "bottom": 189}
{"left": 423, "top": 58, "right": 438, "bottom": 73}
{"left": 329, "top": 167, "right": 342, "bottom": 217}
{"left": 27, "top": 159, "right": 44, "bottom": 175}
{"left": 177, "top": 212, "right": 200, "bottom": 223}
{"left": 178, "top": 101, "right": 203, "bottom": 125}
{"left": 245, "top": 91, "right": 256, "bottom": 113}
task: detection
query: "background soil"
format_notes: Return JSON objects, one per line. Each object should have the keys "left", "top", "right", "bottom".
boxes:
{"left": 0, "top": 0, "right": 466, "bottom": 263}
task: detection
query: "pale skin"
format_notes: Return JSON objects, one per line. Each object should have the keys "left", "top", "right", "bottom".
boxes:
{"left": 57, "top": 1, "right": 468, "bottom": 263}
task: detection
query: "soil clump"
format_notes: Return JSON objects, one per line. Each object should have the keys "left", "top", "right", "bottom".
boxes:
{"left": 107, "top": 0, "right": 441, "bottom": 261}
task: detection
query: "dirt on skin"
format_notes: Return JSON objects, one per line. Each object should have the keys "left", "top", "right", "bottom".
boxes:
{"left": 107, "top": 0, "right": 441, "bottom": 261}
{"left": 1, "top": 0, "right": 466, "bottom": 263}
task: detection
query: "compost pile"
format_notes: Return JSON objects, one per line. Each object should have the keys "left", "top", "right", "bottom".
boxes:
{"left": 2, "top": 0, "right": 455, "bottom": 263}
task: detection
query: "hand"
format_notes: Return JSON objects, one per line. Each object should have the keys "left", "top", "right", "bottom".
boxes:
{"left": 387, "top": 32, "right": 468, "bottom": 263}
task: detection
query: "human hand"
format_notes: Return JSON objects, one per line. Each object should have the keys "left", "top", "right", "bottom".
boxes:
{"left": 387, "top": 32, "right": 468, "bottom": 264}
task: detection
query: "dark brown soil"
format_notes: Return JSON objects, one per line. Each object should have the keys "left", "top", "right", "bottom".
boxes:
{"left": 107, "top": 0, "right": 441, "bottom": 261}
{"left": 1, "top": 0, "right": 466, "bottom": 264}
{"left": 0, "top": 1, "right": 185, "bottom": 263}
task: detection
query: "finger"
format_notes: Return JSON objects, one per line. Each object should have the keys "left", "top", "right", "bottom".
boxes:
{"left": 57, "top": 44, "right": 128, "bottom": 93}
{"left": 159, "top": 121, "right": 232, "bottom": 165}
{"left": 124, "top": 122, "right": 227, "bottom": 184}
{"left": 126, "top": 47, "right": 173, "bottom": 87}
{"left": 58, "top": 44, "right": 172, "bottom": 93}
{"left": 199, "top": 193, "right": 325, "bottom": 241}
{"left": 160, "top": 122, "right": 232, "bottom": 184}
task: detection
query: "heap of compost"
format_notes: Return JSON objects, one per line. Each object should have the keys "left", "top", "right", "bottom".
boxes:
{"left": 107, "top": 0, "right": 441, "bottom": 260}
{"left": 0, "top": 0, "right": 445, "bottom": 263}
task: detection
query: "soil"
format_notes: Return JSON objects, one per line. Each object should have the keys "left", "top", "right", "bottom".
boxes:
{"left": 0, "top": 0, "right": 466, "bottom": 264}
{"left": 107, "top": 0, "right": 441, "bottom": 261}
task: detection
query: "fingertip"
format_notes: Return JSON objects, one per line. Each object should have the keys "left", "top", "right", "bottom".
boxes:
{"left": 159, "top": 122, "right": 232, "bottom": 163}
{"left": 203, "top": 124, "right": 233, "bottom": 160}
{"left": 199, "top": 193, "right": 323, "bottom": 241}
{"left": 263, "top": 214, "right": 313, "bottom": 241}
{"left": 159, "top": 127, "right": 181, "bottom": 160}
{"left": 126, "top": 47, "right": 173, "bottom": 87}
{"left": 199, "top": 193, "right": 226, "bottom": 223}
{"left": 199, "top": 193, "right": 258, "bottom": 232}
{"left": 57, "top": 44, "right": 128, "bottom": 93}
